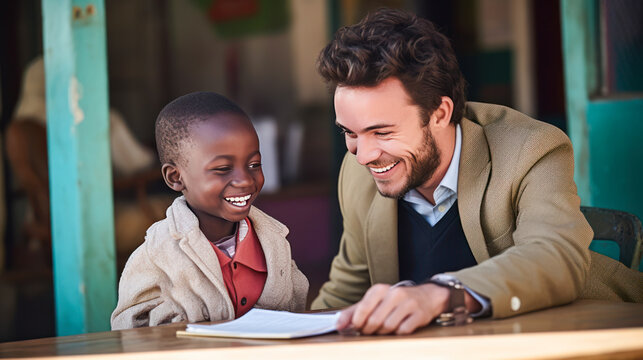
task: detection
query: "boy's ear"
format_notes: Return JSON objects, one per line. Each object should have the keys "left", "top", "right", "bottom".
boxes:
{"left": 161, "top": 163, "right": 185, "bottom": 192}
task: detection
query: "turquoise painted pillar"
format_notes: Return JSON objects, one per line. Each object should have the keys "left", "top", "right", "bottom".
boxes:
{"left": 561, "top": 0, "right": 643, "bottom": 269}
{"left": 562, "top": 0, "right": 643, "bottom": 214}
{"left": 560, "top": 0, "right": 598, "bottom": 205}
{"left": 42, "top": 0, "right": 116, "bottom": 335}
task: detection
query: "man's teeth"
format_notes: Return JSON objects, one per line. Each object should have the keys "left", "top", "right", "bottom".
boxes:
{"left": 225, "top": 194, "right": 251, "bottom": 206}
{"left": 370, "top": 162, "right": 398, "bottom": 173}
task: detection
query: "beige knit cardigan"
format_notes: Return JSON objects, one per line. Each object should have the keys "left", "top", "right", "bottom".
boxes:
{"left": 111, "top": 196, "right": 309, "bottom": 330}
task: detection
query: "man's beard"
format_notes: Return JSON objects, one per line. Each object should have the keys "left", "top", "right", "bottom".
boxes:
{"left": 378, "top": 126, "right": 441, "bottom": 199}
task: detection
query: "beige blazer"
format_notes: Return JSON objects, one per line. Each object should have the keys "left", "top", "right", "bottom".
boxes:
{"left": 111, "top": 196, "right": 309, "bottom": 330}
{"left": 312, "top": 102, "right": 642, "bottom": 318}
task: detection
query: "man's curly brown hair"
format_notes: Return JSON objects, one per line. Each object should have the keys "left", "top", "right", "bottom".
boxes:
{"left": 318, "top": 8, "right": 466, "bottom": 125}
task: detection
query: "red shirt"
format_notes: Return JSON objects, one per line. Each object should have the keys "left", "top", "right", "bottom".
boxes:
{"left": 210, "top": 219, "right": 267, "bottom": 318}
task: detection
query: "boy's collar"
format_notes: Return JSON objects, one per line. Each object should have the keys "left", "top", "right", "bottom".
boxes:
{"left": 166, "top": 196, "right": 289, "bottom": 239}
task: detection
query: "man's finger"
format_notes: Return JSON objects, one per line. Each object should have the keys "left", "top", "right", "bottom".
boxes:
{"left": 351, "top": 284, "right": 389, "bottom": 329}
{"left": 360, "top": 301, "right": 395, "bottom": 334}
{"left": 361, "top": 287, "right": 408, "bottom": 334}
{"left": 336, "top": 305, "right": 356, "bottom": 330}
{"left": 375, "top": 300, "right": 414, "bottom": 335}
{"left": 395, "top": 312, "right": 426, "bottom": 335}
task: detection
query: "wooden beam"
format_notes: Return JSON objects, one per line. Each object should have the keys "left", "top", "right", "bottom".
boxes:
{"left": 42, "top": 0, "right": 116, "bottom": 335}
{"left": 560, "top": 0, "right": 599, "bottom": 205}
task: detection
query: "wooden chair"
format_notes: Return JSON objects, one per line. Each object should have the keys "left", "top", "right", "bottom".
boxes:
{"left": 581, "top": 206, "right": 643, "bottom": 270}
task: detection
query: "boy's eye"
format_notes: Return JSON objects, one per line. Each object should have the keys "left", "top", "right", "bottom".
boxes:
{"left": 249, "top": 162, "right": 262, "bottom": 169}
{"left": 212, "top": 166, "right": 231, "bottom": 173}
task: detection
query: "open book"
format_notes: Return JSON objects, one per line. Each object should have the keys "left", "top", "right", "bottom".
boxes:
{"left": 177, "top": 308, "right": 341, "bottom": 339}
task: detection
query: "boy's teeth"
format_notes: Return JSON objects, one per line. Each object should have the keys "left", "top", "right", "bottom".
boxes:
{"left": 225, "top": 194, "right": 251, "bottom": 204}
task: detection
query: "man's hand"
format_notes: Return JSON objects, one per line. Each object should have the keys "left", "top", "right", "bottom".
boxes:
{"left": 336, "top": 283, "right": 450, "bottom": 335}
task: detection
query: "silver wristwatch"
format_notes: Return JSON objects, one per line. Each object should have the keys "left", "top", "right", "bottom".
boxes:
{"left": 428, "top": 277, "right": 473, "bottom": 326}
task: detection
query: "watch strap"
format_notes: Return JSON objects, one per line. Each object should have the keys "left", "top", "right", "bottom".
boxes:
{"left": 428, "top": 278, "right": 473, "bottom": 326}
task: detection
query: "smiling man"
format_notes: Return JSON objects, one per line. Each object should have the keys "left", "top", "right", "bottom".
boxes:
{"left": 311, "top": 8, "right": 642, "bottom": 335}
{"left": 334, "top": 78, "right": 450, "bottom": 203}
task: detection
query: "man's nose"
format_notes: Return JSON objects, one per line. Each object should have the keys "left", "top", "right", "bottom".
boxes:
{"left": 355, "top": 137, "right": 381, "bottom": 166}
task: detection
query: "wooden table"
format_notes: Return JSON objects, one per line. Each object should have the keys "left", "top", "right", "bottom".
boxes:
{"left": 1, "top": 300, "right": 642, "bottom": 359}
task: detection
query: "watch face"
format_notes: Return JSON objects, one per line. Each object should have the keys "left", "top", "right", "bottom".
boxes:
{"left": 430, "top": 275, "right": 462, "bottom": 288}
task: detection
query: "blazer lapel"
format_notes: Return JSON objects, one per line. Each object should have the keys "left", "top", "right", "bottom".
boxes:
{"left": 249, "top": 207, "right": 292, "bottom": 306}
{"left": 179, "top": 232, "right": 235, "bottom": 317}
{"left": 168, "top": 197, "right": 229, "bottom": 297}
{"left": 458, "top": 118, "right": 491, "bottom": 263}
{"left": 180, "top": 231, "right": 228, "bottom": 293}
{"left": 366, "top": 193, "right": 399, "bottom": 284}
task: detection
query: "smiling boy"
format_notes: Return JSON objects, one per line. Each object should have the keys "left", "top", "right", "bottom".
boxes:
{"left": 111, "top": 92, "right": 308, "bottom": 330}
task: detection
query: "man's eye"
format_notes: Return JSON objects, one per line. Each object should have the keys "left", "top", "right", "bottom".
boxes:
{"left": 375, "top": 132, "right": 392, "bottom": 137}
{"left": 340, "top": 129, "right": 356, "bottom": 138}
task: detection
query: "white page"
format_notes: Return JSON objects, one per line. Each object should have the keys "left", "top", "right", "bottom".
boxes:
{"left": 183, "top": 309, "right": 341, "bottom": 339}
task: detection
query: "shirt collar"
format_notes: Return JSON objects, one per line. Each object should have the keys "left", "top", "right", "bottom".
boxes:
{"left": 210, "top": 218, "right": 250, "bottom": 259}
{"left": 232, "top": 218, "right": 267, "bottom": 272}
{"left": 403, "top": 123, "right": 461, "bottom": 202}
{"left": 441, "top": 123, "right": 461, "bottom": 195}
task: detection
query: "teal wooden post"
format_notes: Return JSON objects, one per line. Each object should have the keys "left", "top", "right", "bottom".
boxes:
{"left": 560, "top": 0, "right": 599, "bottom": 205}
{"left": 562, "top": 0, "right": 643, "bottom": 269}
{"left": 42, "top": 0, "right": 116, "bottom": 335}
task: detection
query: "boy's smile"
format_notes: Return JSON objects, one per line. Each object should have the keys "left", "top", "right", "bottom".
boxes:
{"left": 170, "top": 113, "right": 264, "bottom": 241}
{"left": 225, "top": 194, "right": 252, "bottom": 207}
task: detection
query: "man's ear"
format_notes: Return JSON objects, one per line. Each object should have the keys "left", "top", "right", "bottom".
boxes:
{"left": 430, "top": 96, "right": 454, "bottom": 129}
{"left": 161, "top": 163, "right": 185, "bottom": 192}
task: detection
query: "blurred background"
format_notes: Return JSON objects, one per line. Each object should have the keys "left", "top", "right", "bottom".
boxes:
{"left": 0, "top": 0, "right": 641, "bottom": 341}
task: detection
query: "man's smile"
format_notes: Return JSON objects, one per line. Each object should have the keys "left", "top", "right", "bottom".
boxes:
{"left": 369, "top": 161, "right": 400, "bottom": 174}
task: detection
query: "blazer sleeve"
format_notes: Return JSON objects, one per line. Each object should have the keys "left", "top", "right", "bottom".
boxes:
{"left": 110, "top": 244, "right": 185, "bottom": 329}
{"left": 450, "top": 126, "right": 592, "bottom": 318}
{"left": 311, "top": 154, "right": 372, "bottom": 309}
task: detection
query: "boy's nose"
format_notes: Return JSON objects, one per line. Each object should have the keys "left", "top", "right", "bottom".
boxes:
{"left": 231, "top": 168, "right": 253, "bottom": 186}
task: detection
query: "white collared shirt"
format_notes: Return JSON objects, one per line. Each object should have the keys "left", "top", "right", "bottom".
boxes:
{"left": 399, "top": 124, "right": 491, "bottom": 317}
{"left": 211, "top": 219, "right": 249, "bottom": 258}
{"left": 402, "top": 124, "right": 461, "bottom": 225}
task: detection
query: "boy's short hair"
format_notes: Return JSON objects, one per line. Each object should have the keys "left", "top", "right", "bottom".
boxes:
{"left": 155, "top": 91, "right": 248, "bottom": 165}
{"left": 317, "top": 8, "right": 466, "bottom": 125}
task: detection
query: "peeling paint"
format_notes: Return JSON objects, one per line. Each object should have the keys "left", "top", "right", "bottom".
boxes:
{"left": 69, "top": 76, "right": 84, "bottom": 125}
